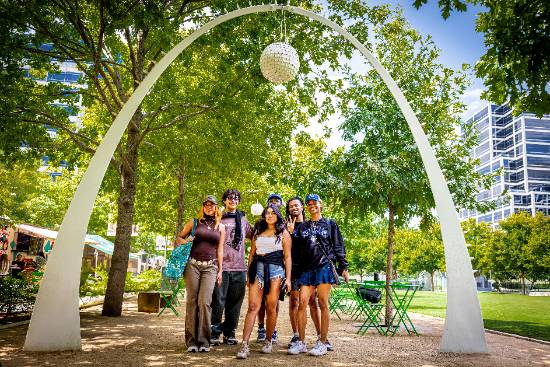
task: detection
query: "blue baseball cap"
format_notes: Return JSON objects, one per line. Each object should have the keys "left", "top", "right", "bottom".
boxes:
{"left": 267, "top": 193, "right": 283, "bottom": 203}
{"left": 305, "top": 193, "right": 320, "bottom": 203}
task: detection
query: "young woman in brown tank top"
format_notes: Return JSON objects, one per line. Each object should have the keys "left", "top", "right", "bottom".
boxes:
{"left": 175, "top": 195, "right": 226, "bottom": 353}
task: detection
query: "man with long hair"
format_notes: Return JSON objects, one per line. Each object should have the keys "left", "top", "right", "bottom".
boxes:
{"left": 210, "top": 189, "right": 253, "bottom": 346}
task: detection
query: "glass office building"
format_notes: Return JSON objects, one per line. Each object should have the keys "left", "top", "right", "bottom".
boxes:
{"left": 459, "top": 103, "right": 550, "bottom": 224}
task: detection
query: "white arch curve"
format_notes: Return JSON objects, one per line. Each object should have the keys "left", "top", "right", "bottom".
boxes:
{"left": 24, "top": 4, "right": 486, "bottom": 353}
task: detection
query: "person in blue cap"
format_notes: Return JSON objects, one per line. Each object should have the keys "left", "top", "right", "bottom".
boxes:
{"left": 288, "top": 194, "right": 349, "bottom": 357}
{"left": 256, "top": 193, "right": 284, "bottom": 344}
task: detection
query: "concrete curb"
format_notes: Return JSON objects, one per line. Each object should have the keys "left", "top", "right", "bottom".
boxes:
{"left": 484, "top": 328, "right": 550, "bottom": 346}
{"left": 410, "top": 312, "right": 550, "bottom": 346}
{"left": 0, "top": 320, "right": 30, "bottom": 330}
{"left": 0, "top": 295, "right": 136, "bottom": 330}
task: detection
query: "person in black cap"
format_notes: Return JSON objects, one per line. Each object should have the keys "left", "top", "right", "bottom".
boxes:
{"left": 288, "top": 194, "right": 349, "bottom": 357}
{"left": 256, "top": 193, "right": 283, "bottom": 344}
{"left": 176, "top": 195, "right": 226, "bottom": 353}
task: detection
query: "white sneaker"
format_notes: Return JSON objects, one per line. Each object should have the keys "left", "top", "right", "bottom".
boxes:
{"left": 261, "top": 340, "right": 273, "bottom": 353}
{"left": 198, "top": 345, "right": 210, "bottom": 352}
{"left": 287, "top": 340, "right": 307, "bottom": 355}
{"left": 187, "top": 345, "right": 198, "bottom": 353}
{"left": 325, "top": 339, "right": 334, "bottom": 351}
{"left": 236, "top": 343, "right": 250, "bottom": 359}
{"left": 308, "top": 340, "right": 327, "bottom": 356}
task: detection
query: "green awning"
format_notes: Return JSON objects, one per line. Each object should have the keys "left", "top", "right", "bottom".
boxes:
{"left": 85, "top": 234, "right": 139, "bottom": 260}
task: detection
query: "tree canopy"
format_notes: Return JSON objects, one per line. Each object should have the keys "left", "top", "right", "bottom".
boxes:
{"left": 413, "top": 0, "right": 550, "bottom": 116}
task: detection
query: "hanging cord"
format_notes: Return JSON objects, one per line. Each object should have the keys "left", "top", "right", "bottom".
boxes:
{"left": 283, "top": 7, "right": 287, "bottom": 42}
{"left": 276, "top": 6, "right": 288, "bottom": 43}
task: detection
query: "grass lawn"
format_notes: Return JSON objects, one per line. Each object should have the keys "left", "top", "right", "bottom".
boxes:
{"left": 408, "top": 291, "right": 550, "bottom": 341}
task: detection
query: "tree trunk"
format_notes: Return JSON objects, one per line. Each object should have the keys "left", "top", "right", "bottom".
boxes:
{"left": 521, "top": 273, "right": 526, "bottom": 295}
{"left": 430, "top": 271, "right": 435, "bottom": 292}
{"left": 385, "top": 202, "right": 395, "bottom": 326}
{"left": 102, "top": 111, "right": 142, "bottom": 317}
{"left": 175, "top": 162, "right": 186, "bottom": 238}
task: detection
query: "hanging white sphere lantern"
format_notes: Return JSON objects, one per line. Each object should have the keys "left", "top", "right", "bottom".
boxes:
{"left": 260, "top": 42, "right": 300, "bottom": 84}
{"left": 250, "top": 202, "right": 264, "bottom": 216}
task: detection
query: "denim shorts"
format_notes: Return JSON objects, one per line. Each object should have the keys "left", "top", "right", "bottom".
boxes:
{"left": 299, "top": 262, "right": 337, "bottom": 287}
{"left": 291, "top": 278, "right": 301, "bottom": 292}
{"left": 255, "top": 261, "right": 285, "bottom": 289}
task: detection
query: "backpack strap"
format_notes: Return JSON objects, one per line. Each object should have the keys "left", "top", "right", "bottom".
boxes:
{"left": 191, "top": 218, "right": 197, "bottom": 237}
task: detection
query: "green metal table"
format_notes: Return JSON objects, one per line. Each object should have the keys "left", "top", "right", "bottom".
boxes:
{"left": 352, "top": 281, "right": 420, "bottom": 336}
{"left": 384, "top": 282, "right": 420, "bottom": 336}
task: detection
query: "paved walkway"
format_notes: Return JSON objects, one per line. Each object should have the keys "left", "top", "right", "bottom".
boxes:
{"left": 1, "top": 296, "right": 549, "bottom": 366}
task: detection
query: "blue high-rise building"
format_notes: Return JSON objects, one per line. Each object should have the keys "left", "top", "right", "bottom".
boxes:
{"left": 459, "top": 103, "right": 550, "bottom": 224}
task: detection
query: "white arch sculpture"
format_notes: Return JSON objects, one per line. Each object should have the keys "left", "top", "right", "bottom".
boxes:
{"left": 24, "top": 4, "right": 487, "bottom": 353}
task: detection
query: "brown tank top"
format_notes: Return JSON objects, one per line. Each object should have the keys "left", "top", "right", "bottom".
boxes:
{"left": 190, "top": 222, "right": 221, "bottom": 261}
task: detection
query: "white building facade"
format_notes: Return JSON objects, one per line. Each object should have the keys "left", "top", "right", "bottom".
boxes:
{"left": 460, "top": 103, "right": 550, "bottom": 224}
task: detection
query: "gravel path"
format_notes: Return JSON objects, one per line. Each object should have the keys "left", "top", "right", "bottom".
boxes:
{"left": 1, "top": 295, "right": 549, "bottom": 366}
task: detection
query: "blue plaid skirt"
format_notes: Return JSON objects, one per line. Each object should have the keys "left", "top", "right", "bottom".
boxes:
{"left": 299, "top": 262, "right": 337, "bottom": 286}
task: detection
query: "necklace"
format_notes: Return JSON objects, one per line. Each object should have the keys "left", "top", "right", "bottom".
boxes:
{"left": 203, "top": 218, "right": 215, "bottom": 230}
{"left": 309, "top": 220, "right": 319, "bottom": 245}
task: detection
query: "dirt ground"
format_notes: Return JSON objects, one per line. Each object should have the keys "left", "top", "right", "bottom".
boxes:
{"left": 1, "top": 295, "right": 549, "bottom": 367}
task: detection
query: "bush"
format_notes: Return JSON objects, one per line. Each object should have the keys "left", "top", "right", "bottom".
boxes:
{"left": 79, "top": 267, "right": 162, "bottom": 297}
{"left": 0, "top": 276, "right": 38, "bottom": 315}
{"left": 124, "top": 269, "right": 162, "bottom": 293}
{"left": 79, "top": 265, "right": 109, "bottom": 297}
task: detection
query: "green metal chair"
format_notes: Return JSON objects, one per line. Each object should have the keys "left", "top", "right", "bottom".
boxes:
{"left": 353, "top": 282, "right": 385, "bottom": 335}
{"left": 158, "top": 219, "right": 196, "bottom": 316}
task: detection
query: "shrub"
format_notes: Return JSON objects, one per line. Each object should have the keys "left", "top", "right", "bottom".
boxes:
{"left": 79, "top": 267, "right": 162, "bottom": 297}
{"left": 79, "top": 265, "right": 109, "bottom": 297}
{"left": 0, "top": 276, "right": 38, "bottom": 315}
{"left": 124, "top": 269, "right": 162, "bottom": 293}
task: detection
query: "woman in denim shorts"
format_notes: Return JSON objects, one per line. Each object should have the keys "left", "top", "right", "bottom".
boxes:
{"left": 236, "top": 204, "right": 291, "bottom": 359}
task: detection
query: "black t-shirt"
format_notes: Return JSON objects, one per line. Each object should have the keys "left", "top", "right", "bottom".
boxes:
{"left": 11, "top": 260, "right": 25, "bottom": 277}
{"left": 290, "top": 221, "right": 306, "bottom": 279}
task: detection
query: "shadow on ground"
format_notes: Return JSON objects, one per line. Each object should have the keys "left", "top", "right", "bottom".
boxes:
{"left": 1, "top": 297, "right": 549, "bottom": 366}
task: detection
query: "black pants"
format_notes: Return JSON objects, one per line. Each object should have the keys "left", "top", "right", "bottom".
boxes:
{"left": 211, "top": 271, "right": 246, "bottom": 338}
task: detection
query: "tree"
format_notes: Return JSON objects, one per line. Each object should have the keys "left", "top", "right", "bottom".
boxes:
{"left": 321, "top": 5, "right": 495, "bottom": 323}
{"left": 397, "top": 226, "right": 445, "bottom": 291}
{"left": 462, "top": 218, "right": 493, "bottom": 277}
{"left": 525, "top": 213, "right": 550, "bottom": 283}
{"left": 488, "top": 212, "right": 536, "bottom": 294}
{"left": 0, "top": 163, "right": 112, "bottom": 233}
{"left": 413, "top": 0, "right": 550, "bottom": 116}
{"left": 1, "top": 0, "right": 389, "bottom": 316}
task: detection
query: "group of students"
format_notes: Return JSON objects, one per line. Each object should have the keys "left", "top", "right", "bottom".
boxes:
{"left": 174, "top": 189, "right": 349, "bottom": 358}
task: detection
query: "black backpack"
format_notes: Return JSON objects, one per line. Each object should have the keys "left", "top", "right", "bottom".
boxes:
{"left": 356, "top": 286, "right": 382, "bottom": 304}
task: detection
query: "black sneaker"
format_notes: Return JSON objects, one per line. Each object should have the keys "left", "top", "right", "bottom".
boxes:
{"left": 224, "top": 336, "right": 238, "bottom": 345}
{"left": 210, "top": 335, "right": 221, "bottom": 346}
{"left": 272, "top": 329, "right": 278, "bottom": 344}
{"left": 288, "top": 334, "right": 300, "bottom": 348}
{"left": 257, "top": 327, "right": 266, "bottom": 342}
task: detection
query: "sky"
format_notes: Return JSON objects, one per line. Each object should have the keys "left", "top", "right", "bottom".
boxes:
{"left": 305, "top": 0, "right": 490, "bottom": 149}
{"left": 377, "top": 0, "right": 489, "bottom": 117}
